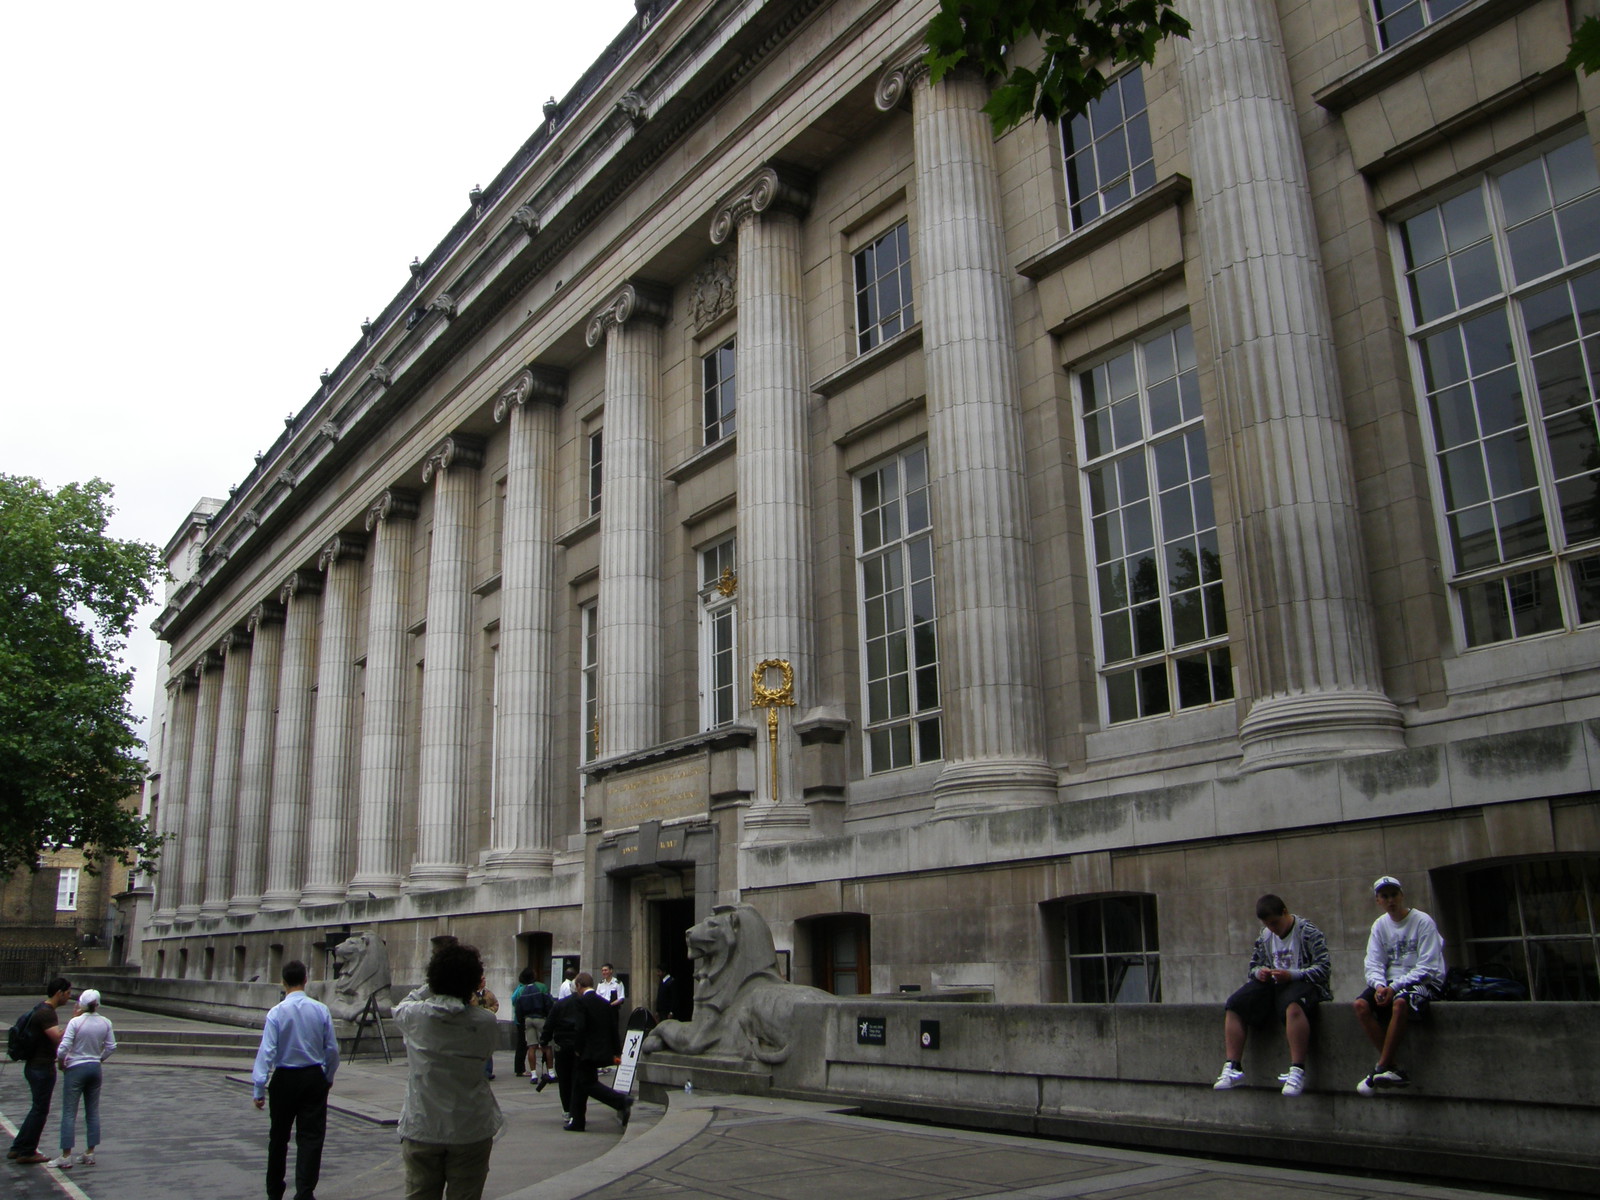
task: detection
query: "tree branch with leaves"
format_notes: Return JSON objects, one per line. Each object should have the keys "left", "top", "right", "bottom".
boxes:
{"left": 923, "top": 0, "right": 1190, "bottom": 134}
{"left": 0, "top": 474, "right": 166, "bottom": 877}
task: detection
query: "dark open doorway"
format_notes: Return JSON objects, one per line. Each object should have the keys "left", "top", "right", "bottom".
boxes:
{"left": 650, "top": 897, "right": 695, "bottom": 1021}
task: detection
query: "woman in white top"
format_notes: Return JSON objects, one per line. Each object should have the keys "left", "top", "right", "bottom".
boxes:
{"left": 49, "top": 987, "right": 116, "bottom": 1169}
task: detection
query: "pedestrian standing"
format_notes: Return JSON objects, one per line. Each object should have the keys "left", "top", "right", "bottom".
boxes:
{"left": 252, "top": 961, "right": 340, "bottom": 1200}
{"left": 5, "top": 976, "right": 72, "bottom": 1165}
{"left": 48, "top": 988, "right": 116, "bottom": 1169}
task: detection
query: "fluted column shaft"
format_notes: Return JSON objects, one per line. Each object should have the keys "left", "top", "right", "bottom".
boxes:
{"left": 352, "top": 492, "right": 417, "bottom": 897}
{"left": 588, "top": 285, "right": 668, "bottom": 758}
{"left": 487, "top": 373, "right": 563, "bottom": 875}
{"left": 152, "top": 678, "right": 196, "bottom": 925}
{"left": 412, "top": 437, "right": 483, "bottom": 889}
{"left": 199, "top": 632, "right": 250, "bottom": 917}
{"left": 1177, "top": 0, "right": 1401, "bottom": 769}
{"left": 262, "top": 571, "right": 321, "bottom": 909}
{"left": 230, "top": 603, "right": 282, "bottom": 914}
{"left": 302, "top": 535, "right": 366, "bottom": 904}
{"left": 176, "top": 656, "right": 222, "bottom": 919}
{"left": 885, "top": 65, "right": 1055, "bottom": 810}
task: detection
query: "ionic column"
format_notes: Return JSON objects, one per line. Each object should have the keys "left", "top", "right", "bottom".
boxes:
{"left": 151, "top": 676, "right": 197, "bottom": 927}
{"left": 301, "top": 533, "right": 367, "bottom": 905}
{"left": 410, "top": 436, "right": 484, "bottom": 890}
{"left": 229, "top": 601, "right": 283, "bottom": 914}
{"left": 199, "top": 629, "right": 251, "bottom": 917}
{"left": 1177, "top": 0, "right": 1402, "bottom": 769}
{"left": 176, "top": 652, "right": 223, "bottom": 920}
{"left": 710, "top": 167, "right": 815, "bottom": 827}
{"left": 350, "top": 490, "right": 419, "bottom": 898}
{"left": 261, "top": 569, "right": 322, "bottom": 910}
{"left": 486, "top": 369, "right": 566, "bottom": 877}
{"left": 877, "top": 61, "right": 1056, "bottom": 813}
{"left": 585, "top": 283, "right": 670, "bottom": 757}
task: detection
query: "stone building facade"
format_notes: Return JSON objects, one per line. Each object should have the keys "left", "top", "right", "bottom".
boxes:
{"left": 143, "top": 0, "right": 1600, "bottom": 1010}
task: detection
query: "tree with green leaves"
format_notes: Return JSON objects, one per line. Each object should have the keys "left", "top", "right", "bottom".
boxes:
{"left": 924, "top": 0, "right": 1190, "bottom": 134}
{"left": 0, "top": 474, "right": 166, "bottom": 877}
{"left": 1569, "top": 16, "right": 1600, "bottom": 76}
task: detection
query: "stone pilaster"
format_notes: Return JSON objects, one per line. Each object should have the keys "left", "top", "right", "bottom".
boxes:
{"left": 486, "top": 369, "right": 566, "bottom": 876}
{"left": 1177, "top": 0, "right": 1402, "bottom": 769}
{"left": 150, "top": 676, "right": 196, "bottom": 926}
{"left": 877, "top": 60, "right": 1056, "bottom": 813}
{"left": 175, "top": 652, "right": 223, "bottom": 920}
{"left": 261, "top": 569, "right": 322, "bottom": 910}
{"left": 350, "top": 489, "right": 419, "bottom": 898}
{"left": 229, "top": 601, "right": 282, "bottom": 914}
{"left": 410, "top": 436, "right": 484, "bottom": 890}
{"left": 301, "top": 533, "right": 367, "bottom": 905}
{"left": 711, "top": 166, "right": 815, "bottom": 829}
{"left": 199, "top": 629, "right": 251, "bottom": 917}
{"left": 586, "top": 283, "right": 670, "bottom": 758}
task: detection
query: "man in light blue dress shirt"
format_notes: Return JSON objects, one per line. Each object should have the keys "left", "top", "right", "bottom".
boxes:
{"left": 252, "top": 961, "right": 340, "bottom": 1200}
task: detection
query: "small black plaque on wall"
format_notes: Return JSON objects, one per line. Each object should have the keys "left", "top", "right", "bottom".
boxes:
{"left": 919, "top": 1019, "right": 940, "bottom": 1050}
{"left": 856, "top": 1016, "right": 886, "bottom": 1045}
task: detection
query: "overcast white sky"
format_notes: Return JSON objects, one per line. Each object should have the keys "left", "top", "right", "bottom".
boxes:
{"left": 2, "top": 0, "right": 640, "bottom": 746}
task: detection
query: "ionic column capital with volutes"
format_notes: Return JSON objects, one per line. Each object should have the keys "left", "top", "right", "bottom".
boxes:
{"left": 317, "top": 532, "right": 367, "bottom": 572}
{"left": 279, "top": 568, "right": 323, "bottom": 606}
{"left": 584, "top": 280, "right": 672, "bottom": 347}
{"left": 421, "top": 434, "right": 485, "bottom": 483}
{"left": 874, "top": 51, "right": 932, "bottom": 112}
{"left": 365, "top": 488, "right": 420, "bottom": 531}
{"left": 246, "top": 601, "right": 284, "bottom": 633}
{"left": 710, "top": 163, "right": 814, "bottom": 245}
{"left": 492, "top": 365, "right": 568, "bottom": 423}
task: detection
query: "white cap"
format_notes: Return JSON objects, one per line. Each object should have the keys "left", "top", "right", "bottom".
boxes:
{"left": 77, "top": 989, "right": 101, "bottom": 1007}
{"left": 1372, "top": 876, "right": 1402, "bottom": 894}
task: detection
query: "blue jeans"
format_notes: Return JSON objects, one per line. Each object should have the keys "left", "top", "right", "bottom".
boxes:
{"left": 59, "top": 1061, "right": 102, "bottom": 1151}
{"left": 8, "top": 1061, "right": 56, "bottom": 1156}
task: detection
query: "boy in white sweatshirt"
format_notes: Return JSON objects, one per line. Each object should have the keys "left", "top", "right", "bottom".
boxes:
{"left": 1353, "top": 875, "right": 1446, "bottom": 1096}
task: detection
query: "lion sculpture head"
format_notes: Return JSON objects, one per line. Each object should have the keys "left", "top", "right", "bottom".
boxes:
{"left": 686, "top": 904, "right": 782, "bottom": 1014}
{"left": 328, "top": 930, "right": 391, "bottom": 1020}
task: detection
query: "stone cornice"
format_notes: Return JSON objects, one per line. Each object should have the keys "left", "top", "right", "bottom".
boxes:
{"left": 709, "top": 163, "right": 814, "bottom": 244}
{"left": 492, "top": 365, "right": 569, "bottom": 423}
{"left": 421, "top": 434, "right": 487, "bottom": 483}
{"left": 365, "top": 488, "right": 421, "bottom": 530}
{"left": 584, "top": 280, "right": 673, "bottom": 347}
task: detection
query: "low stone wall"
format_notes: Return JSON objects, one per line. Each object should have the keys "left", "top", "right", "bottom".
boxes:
{"left": 641, "top": 1000, "right": 1599, "bottom": 1195}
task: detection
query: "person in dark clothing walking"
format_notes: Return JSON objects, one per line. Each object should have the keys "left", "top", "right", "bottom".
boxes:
{"left": 563, "top": 973, "right": 633, "bottom": 1132}
{"left": 537, "top": 989, "right": 582, "bottom": 1118}
{"left": 251, "top": 961, "right": 340, "bottom": 1200}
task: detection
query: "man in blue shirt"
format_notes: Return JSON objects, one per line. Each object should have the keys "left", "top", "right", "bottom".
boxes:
{"left": 252, "top": 961, "right": 340, "bottom": 1200}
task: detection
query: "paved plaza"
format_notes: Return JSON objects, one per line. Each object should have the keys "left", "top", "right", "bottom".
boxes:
{"left": 0, "top": 1012, "right": 1557, "bottom": 1200}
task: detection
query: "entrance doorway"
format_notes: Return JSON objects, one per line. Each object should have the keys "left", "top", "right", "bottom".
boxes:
{"left": 649, "top": 897, "right": 695, "bottom": 1021}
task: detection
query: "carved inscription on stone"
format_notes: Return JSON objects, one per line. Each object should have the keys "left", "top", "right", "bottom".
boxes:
{"left": 605, "top": 758, "right": 708, "bottom": 826}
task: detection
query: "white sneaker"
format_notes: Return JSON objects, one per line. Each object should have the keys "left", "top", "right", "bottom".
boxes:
{"left": 1213, "top": 1064, "right": 1245, "bottom": 1090}
{"left": 47, "top": 1155, "right": 74, "bottom": 1170}
{"left": 1281, "top": 1066, "right": 1306, "bottom": 1097}
{"left": 77, "top": 1153, "right": 94, "bottom": 1165}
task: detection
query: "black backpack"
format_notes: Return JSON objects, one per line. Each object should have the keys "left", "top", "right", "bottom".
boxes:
{"left": 6, "top": 1003, "right": 44, "bottom": 1062}
{"left": 514, "top": 986, "right": 552, "bottom": 1022}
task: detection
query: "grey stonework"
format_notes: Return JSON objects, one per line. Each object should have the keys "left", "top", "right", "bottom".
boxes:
{"left": 138, "top": 0, "right": 1600, "bottom": 1018}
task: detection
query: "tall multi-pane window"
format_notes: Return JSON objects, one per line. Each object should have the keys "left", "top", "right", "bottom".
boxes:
{"left": 1371, "top": 0, "right": 1471, "bottom": 49}
{"left": 699, "top": 538, "right": 738, "bottom": 729}
{"left": 854, "top": 221, "right": 913, "bottom": 353}
{"left": 56, "top": 867, "right": 80, "bottom": 911}
{"left": 1062, "top": 69, "right": 1155, "bottom": 229}
{"left": 580, "top": 602, "right": 599, "bottom": 764}
{"left": 1395, "top": 135, "right": 1600, "bottom": 647}
{"left": 587, "top": 430, "right": 603, "bottom": 517}
{"left": 702, "top": 339, "right": 736, "bottom": 444}
{"left": 1078, "top": 324, "right": 1232, "bottom": 723}
{"left": 856, "top": 446, "right": 941, "bottom": 773}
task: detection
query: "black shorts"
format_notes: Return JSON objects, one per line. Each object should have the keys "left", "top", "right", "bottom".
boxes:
{"left": 1224, "top": 978, "right": 1321, "bottom": 1026}
{"left": 1357, "top": 982, "right": 1439, "bottom": 1022}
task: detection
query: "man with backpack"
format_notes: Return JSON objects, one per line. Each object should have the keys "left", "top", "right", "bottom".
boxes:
{"left": 6, "top": 976, "right": 73, "bottom": 1164}
{"left": 537, "top": 985, "right": 581, "bottom": 1118}
{"left": 512, "top": 973, "right": 553, "bottom": 1081}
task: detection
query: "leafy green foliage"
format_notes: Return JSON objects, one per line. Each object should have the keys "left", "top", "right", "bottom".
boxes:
{"left": 1568, "top": 16, "right": 1600, "bottom": 75}
{"left": 924, "top": 0, "right": 1190, "bottom": 134}
{"left": 0, "top": 475, "right": 166, "bottom": 877}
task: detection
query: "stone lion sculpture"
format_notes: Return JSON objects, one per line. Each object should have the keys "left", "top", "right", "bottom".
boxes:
{"left": 328, "top": 930, "right": 392, "bottom": 1020}
{"left": 641, "top": 904, "right": 832, "bottom": 1064}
